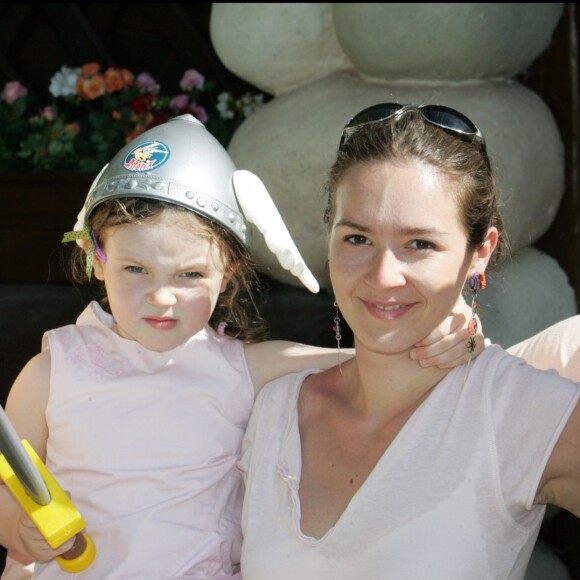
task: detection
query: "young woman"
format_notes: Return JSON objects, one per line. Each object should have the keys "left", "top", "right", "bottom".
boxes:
{"left": 238, "top": 103, "right": 580, "bottom": 579}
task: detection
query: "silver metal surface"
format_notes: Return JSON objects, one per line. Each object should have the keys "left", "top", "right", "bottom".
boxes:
{"left": 0, "top": 405, "right": 51, "bottom": 505}
{"left": 81, "top": 114, "right": 248, "bottom": 245}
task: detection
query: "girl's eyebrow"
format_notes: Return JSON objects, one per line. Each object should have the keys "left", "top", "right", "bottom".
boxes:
{"left": 114, "top": 254, "right": 211, "bottom": 270}
{"left": 114, "top": 254, "right": 144, "bottom": 263}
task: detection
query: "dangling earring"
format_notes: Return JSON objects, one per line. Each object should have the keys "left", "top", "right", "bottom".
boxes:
{"left": 467, "top": 273, "right": 486, "bottom": 351}
{"left": 464, "top": 272, "right": 487, "bottom": 382}
{"left": 332, "top": 300, "right": 343, "bottom": 375}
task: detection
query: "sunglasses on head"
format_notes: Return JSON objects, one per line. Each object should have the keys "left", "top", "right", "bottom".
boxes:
{"left": 339, "top": 102, "right": 490, "bottom": 170}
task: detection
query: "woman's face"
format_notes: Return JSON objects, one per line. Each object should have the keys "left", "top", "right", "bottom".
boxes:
{"left": 328, "top": 159, "right": 495, "bottom": 356}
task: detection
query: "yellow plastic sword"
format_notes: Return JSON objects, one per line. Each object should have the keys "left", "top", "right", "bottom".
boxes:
{"left": 0, "top": 404, "right": 95, "bottom": 572}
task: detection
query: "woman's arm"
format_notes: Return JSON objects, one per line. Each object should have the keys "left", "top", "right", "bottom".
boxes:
{"left": 513, "top": 316, "right": 580, "bottom": 517}
{"left": 536, "top": 399, "right": 580, "bottom": 518}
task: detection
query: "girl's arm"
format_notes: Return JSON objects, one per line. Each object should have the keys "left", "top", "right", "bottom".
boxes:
{"left": 245, "top": 294, "right": 484, "bottom": 394}
{"left": 0, "top": 352, "right": 75, "bottom": 560}
{"left": 507, "top": 315, "right": 580, "bottom": 381}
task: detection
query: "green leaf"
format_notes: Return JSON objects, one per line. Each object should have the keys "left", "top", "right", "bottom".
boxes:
{"left": 48, "top": 139, "right": 64, "bottom": 155}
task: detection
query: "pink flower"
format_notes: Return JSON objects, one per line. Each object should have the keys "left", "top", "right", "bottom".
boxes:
{"left": 41, "top": 106, "right": 55, "bottom": 121}
{"left": 135, "top": 72, "right": 160, "bottom": 95}
{"left": 3, "top": 80, "right": 28, "bottom": 104}
{"left": 180, "top": 69, "right": 205, "bottom": 91}
{"left": 170, "top": 94, "right": 190, "bottom": 112}
{"left": 189, "top": 103, "right": 208, "bottom": 124}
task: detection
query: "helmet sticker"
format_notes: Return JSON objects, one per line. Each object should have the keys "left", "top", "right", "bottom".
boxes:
{"left": 123, "top": 141, "right": 170, "bottom": 172}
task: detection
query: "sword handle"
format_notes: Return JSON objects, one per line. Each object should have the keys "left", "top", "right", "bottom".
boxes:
{"left": 55, "top": 531, "right": 96, "bottom": 573}
{"left": 0, "top": 440, "right": 96, "bottom": 572}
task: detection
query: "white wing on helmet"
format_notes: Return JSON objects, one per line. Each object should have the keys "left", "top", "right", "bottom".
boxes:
{"left": 232, "top": 170, "right": 320, "bottom": 294}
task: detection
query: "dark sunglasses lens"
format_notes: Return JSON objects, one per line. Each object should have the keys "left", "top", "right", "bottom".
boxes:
{"left": 346, "top": 103, "right": 403, "bottom": 130}
{"left": 423, "top": 106, "right": 476, "bottom": 135}
{"left": 423, "top": 106, "right": 490, "bottom": 168}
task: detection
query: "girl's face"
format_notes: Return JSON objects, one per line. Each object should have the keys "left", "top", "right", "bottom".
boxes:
{"left": 93, "top": 217, "right": 229, "bottom": 352}
{"left": 328, "top": 159, "right": 496, "bottom": 356}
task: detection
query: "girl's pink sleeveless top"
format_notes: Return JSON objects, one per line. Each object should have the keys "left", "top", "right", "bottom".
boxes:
{"left": 35, "top": 301, "right": 253, "bottom": 579}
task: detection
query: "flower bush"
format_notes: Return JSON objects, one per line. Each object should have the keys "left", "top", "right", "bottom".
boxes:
{"left": 0, "top": 63, "right": 265, "bottom": 173}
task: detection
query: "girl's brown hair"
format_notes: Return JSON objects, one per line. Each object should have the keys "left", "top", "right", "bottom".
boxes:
{"left": 69, "top": 198, "right": 267, "bottom": 343}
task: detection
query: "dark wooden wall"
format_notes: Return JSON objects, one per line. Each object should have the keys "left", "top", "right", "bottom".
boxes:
{"left": 524, "top": 3, "right": 580, "bottom": 312}
{"left": 0, "top": 3, "right": 256, "bottom": 101}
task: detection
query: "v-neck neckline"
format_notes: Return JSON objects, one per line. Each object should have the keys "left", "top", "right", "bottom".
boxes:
{"left": 278, "top": 365, "right": 461, "bottom": 543}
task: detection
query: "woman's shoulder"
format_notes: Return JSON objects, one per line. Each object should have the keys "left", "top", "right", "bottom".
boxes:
{"left": 259, "top": 367, "right": 318, "bottom": 401}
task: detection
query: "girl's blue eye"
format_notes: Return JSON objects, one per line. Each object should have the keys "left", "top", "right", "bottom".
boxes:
{"left": 126, "top": 265, "right": 145, "bottom": 273}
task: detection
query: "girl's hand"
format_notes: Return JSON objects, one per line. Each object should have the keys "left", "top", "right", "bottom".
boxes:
{"left": 6, "top": 548, "right": 34, "bottom": 565}
{"left": 410, "top": 296, "right": 485, "bottom": 368}
{"left": 17, "top": 512, "right": 76, "bottom": 562}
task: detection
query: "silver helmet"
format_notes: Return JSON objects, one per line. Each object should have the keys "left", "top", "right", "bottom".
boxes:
{"left": 71, "top": 114, "right": 319, "bottom": 293}
{"left": 81, "top": 113, "right": 248, "bottom": 245}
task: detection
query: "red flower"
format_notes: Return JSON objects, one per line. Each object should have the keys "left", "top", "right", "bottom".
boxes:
{"left": 125, "top": 124, "right": 148, "bottom": 143}
{"left": 130, "top": 94, "right": 154, "bottom": 114}
{"left": 80, "top": 62, "right": 101, "bottom": 77}
{"left": 64, "top": 123, "right": 80, "bottom": 136}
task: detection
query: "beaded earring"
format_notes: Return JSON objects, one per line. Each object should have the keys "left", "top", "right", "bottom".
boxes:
{"left": 466, "top": 273, "right": 487, "bottom": 353}
{"left": 463, "top": 272, "right": 487, "bottom": 383}
{"left": 332, "top": 300, "right": 343, "bottom": 374}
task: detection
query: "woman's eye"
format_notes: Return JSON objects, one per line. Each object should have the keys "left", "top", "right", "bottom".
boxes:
{"left": 345, "top": 234, "right": 370, "bottom": 245}
{"left": 408, "top": 239, "right": 435, "bottom": 251}
{"left": 126, "top": 265, "right": 145, "bottom": 274}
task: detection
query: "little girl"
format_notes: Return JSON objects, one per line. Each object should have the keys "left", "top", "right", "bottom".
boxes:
{"left": 0, "top": 115, "right": 482, "bottom": 579}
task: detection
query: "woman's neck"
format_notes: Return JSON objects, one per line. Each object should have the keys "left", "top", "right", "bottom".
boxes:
{"left": 340, "top": 342, "right": 452, "bottom": 425}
